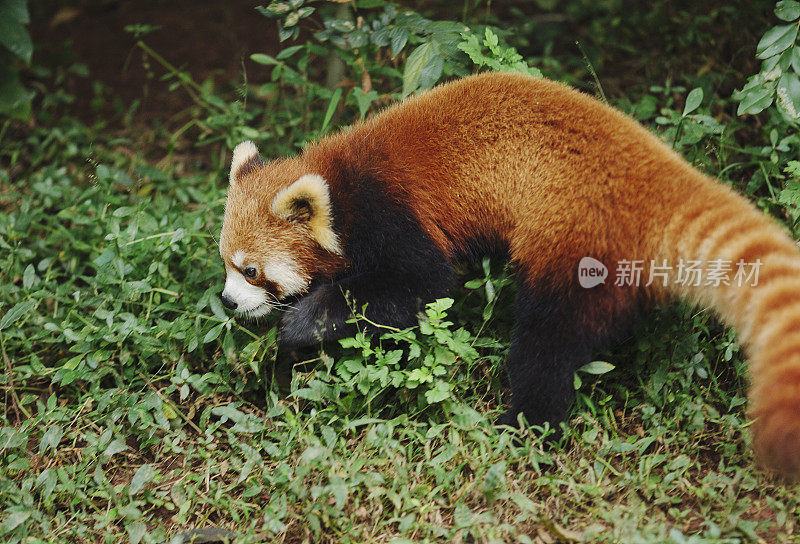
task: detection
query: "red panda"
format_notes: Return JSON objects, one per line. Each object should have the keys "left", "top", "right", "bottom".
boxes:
{"left": 219, "top": 71, "right": 800, "bottom": 478}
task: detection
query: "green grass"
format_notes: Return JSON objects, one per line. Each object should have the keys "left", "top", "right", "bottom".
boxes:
{"left": 3, "top": 2, "right": 800, "bottom": 543}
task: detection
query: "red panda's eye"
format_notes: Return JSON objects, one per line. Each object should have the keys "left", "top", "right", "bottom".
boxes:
{"left": 243, "top": 266, "right": 258, "bottom": 279}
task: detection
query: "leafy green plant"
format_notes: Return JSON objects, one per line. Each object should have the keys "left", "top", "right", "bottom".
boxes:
{"left": 458, "top": 28, "right": 542, "bottom": 77}
{"left": 253, "top": 0, "right": 537, "bottom": 112}
{"left": 291, "top": 298, "right": 481, "bottom": 417}
{"left": 653, "top": 86, "right": 725, "bottom": 151}
{"left": 778, "top": 159, "right": 800, "bottom": 223}
{"left": 262, "top": 0, "right": 473, "bottom": 96}
{"left": 736, "top": 0, "right": 800, "bottom": 120}
{"left": 0, "top": 0, "right": 34, "bottom": 119}
{"left": 257, "top": 0, "right": 317, "bottom": 41}
{"left": 728, "top": 3, "right": 800, "bottom": 236}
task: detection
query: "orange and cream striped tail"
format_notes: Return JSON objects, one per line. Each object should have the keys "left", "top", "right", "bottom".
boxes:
{"left": 658, "top": 170, "right": 800, "bottom": 478}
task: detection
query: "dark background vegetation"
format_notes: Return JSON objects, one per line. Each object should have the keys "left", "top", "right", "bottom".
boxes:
{"left": 2, "top": 1, "right": 800, "bottom": 543}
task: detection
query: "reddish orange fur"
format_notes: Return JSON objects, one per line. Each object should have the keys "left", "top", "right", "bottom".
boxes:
{"left": 221, "top": 72, "right": 800, "bottom": 477}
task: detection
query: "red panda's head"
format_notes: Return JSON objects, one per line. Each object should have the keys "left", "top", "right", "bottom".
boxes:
{"left": 218, "top": 141, "right": 344, "bottom": 318}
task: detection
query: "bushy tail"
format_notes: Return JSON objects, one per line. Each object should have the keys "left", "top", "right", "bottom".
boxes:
{"left": 658, "top": 172, "right": 800, "bottom": 477}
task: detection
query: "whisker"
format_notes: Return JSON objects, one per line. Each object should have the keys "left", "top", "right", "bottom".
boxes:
{"left": 206, "top": 225, "right": 219, "bottom": 246}
{"left": 259, "top": 295, "right": 299, "bottom": 314}
{"left": 268, "top": 299, "right": 298, "bottom": 311}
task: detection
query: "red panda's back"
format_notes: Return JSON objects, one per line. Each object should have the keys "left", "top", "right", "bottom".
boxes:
{"left": 310, "top": 72, "right": 701, "bottom": 283}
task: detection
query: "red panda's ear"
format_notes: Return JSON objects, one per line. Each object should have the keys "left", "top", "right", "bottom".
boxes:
{"left": 271, "top": 174, "right": 342, "bottom": 254}
{"left": 229, "top": 141, "right": 260, "bottom": 185}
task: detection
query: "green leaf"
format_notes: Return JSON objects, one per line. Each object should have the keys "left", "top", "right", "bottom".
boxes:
{"left": 293, "top": 387, "right": 325, "bottom": 402}
{"left": 418, "top": 53, "right": 444, "bottom": 92}
{"left": 0, "top": 0, "right": 29, "bottom": 23}
{"left": 104, "top": 437, "right": 128, "bottom": 458}
{"left": 389, "top": 27, "right": 409, "bottom": 55}
{"left": 122, "top": 280, "right": 151, "bottom": 297}
{"left": 126, "top": 522, "right": 147, "bottom": 544}
{"left": 484, "top": 27, "right": 499, "bottom": 50}
{"left": 284, "top": 11, "right": 301, "bottom": 28}
{"left": 62, "top": 354, "right": 83, "bottom": 370}
{"left": 39, "top": 425, "right": 64, "bottom": 454}
{"left": 321, "top": 87, "right": 343, "bottom": 133}
{"left": 256, "top": 2, "right": 292, "bottom": 19}
{"left": 211, "top": 405, "right": 266, "bottom": 433}
{"left": 250, "top": 53, "right": 279, "bottom": 66}
{"left": 351, "top": 87, "right": 378, "bottom": 119}
{"left": 0, "top": 14, "right": 32, "bottom": 63}
{"left": 578, "top": 361, "right": 615, "bottom": 375}
{"left": 428, "top": 298, "right": 453, "bottom": 313}
{"left": 0, "top": 427, "right": 26, "bottom": 449}
{"left": 757, "top": 24, "right": 799, "bottom": 60}
{"left": 457, "top": 32, "right": 484, "bottom": 64}
{"left": 22, "top": 264, "right": 38, "bottom": 289}
{"left": 330, "top": 479, "right": 348, "bottom": 508}
{"left": 403, "top": 42, "right": 437, "bottom": 97}
{"left": 682, "top": 87, "right": 703, "bottom": 116}
{"left": 0, "top": 511, "right": 30, "bottom": 534}
{"left": 130, "top": 464, "right": 156, "bottom": 495}
{"left": 777, "top": 72, "right": 800, "bottom": 119}
{"left": 779, "top": 184, "right": 800, "bottom": 206}
{"left": 760, "top": 54, "right": 782, "bottom": 78}
{"left": 482, "top": 460, "right": 506, "bottom": 499}
{"left": 0, "top": 66, "right": 33, "bottom": 119}
{"left": 0, "top": 300, "right": 35, "bottom": 330}
{"left": 785, "top": 160, "right": 800, "bottom": 177}
{"left": 278, "top": 25, "right": 298, "bottom": 42}
{"left": 300, "top": 445, "right": 327, "bottom": 464}
{"left": 737, "top": 86, "right": 775, "bottom": 115}
{"left": 776, "top": 0, "right": 800, "bottom": 21}
{"left": 203, "top": 322, "right": 224, "bottom": 343}
{"left": 371, "top": 26, "right": 390, "bottom": 47}
{"left": 36, "top": 469, "right": 57, "bottom": 500}
{"left": 208, "top": 295, "right": 228, "bottom": 320}
{"left": 780, "top": 48, "right": 794, "bottom": 70}
{"left": 348, "top": 29, "right": 369, "bottom": 48}
{"left": 424, "top": 381, "right": 452, "bottom": 403}
{"left": 296, "top": 6, "right": 314, "bottom": 19}
{"left": 276, "top": 45, "right": 304, "bottom": 59}
{"left": 112, "top": 205, "right": 135, "bottom": 217}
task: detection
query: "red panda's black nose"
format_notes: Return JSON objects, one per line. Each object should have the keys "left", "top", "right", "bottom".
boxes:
{"left": 220, "top": 293, "right": 238, "bottom": 310}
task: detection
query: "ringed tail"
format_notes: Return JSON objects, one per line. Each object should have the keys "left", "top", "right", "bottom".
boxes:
{"left": 654, "top": 163, "right": 800, "bottom": 477}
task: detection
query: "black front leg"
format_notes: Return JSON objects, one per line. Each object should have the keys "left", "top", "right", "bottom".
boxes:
{"left": 498, "top": 287, "right": 623, "bottom": 433}
{"left": 497, "top": 329, "right": 590, "bottom": 433}
{"left": 280, "top": 268, "right": 453, "bottom": 348}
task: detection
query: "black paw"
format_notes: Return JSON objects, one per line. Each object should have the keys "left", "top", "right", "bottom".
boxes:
{"left": 279, "top": 298, "right": 326, "bottom": 348}
{"left": 278, "top": 287, "right": 351, "bottom": 349}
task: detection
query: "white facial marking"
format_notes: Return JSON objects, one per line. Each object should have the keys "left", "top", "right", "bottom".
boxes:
{"left": 264, "top": 257, "right": 309, "bottom": 297}
{"left": 232, "top": 250, "right": 246, "bottom": 269}
{"left": 222, "top": 269, "right": 272, "bottom": 318}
